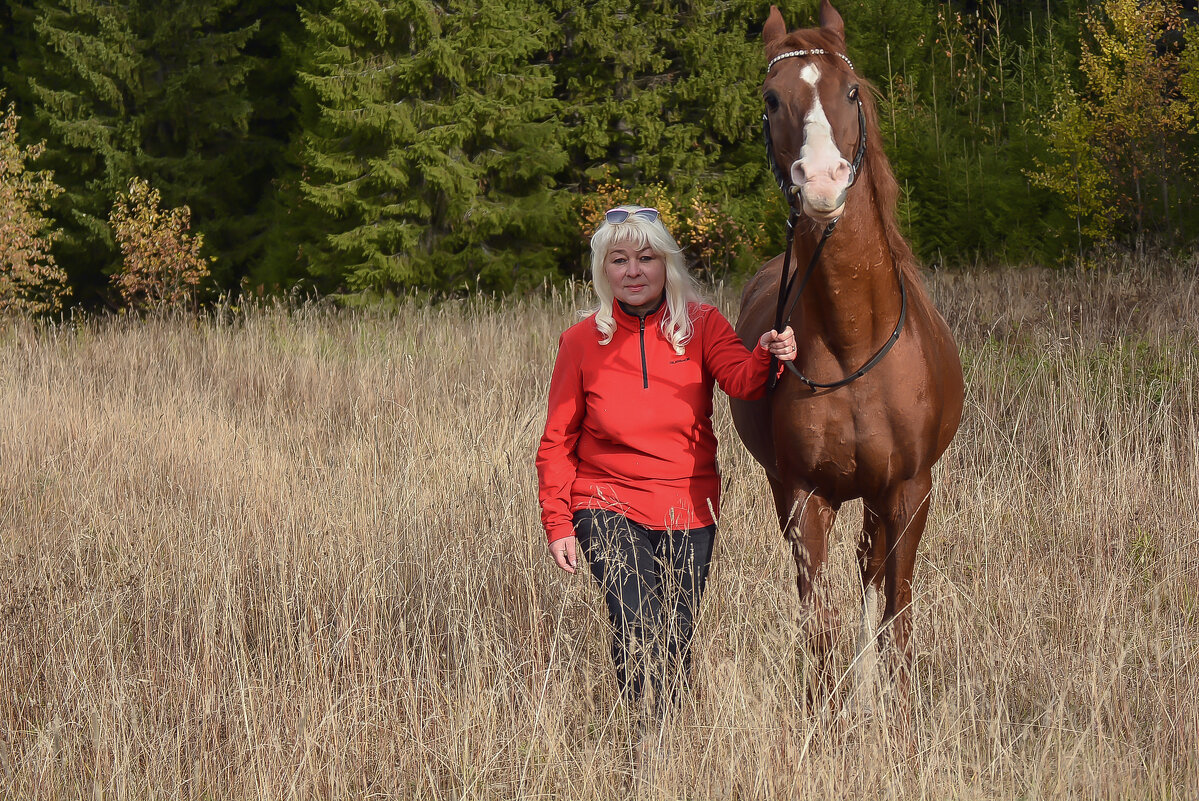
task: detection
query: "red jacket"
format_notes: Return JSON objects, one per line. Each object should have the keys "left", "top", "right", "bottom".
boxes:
{"left": 536, "top": 300, "right": 772, "bottom": 543}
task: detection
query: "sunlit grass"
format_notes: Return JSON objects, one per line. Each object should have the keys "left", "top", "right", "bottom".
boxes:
{"left": 1, "top": 257, "right": 1197, "bottom": 799}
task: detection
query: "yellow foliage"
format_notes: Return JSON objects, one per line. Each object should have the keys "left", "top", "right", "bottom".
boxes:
{"left": 577, "top": 170, "right": 763, "bottom": 275}
{"left": 0, "top": 94, "right": 70, "bottom": 316}
{"left": 109, "top": 178, "right": 212, "bottom": 311}
{"left": 1032, "top": 0, "right": 1193, "bottom": 249}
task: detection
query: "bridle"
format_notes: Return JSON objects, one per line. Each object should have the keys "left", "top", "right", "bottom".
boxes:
{"left": 763, "top": 49, "right": 867, "bottom": 199}
{"left": 763, "top": 49, "right": 906, "bottom": 392}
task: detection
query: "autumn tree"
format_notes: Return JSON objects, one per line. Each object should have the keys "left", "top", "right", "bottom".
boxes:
{"left": 1180, "top": 22, "right": 1199, "bottom": 131}
{"left": 0, "top": 93, "right": 70, "bottom": 315}
{"left": 109, "top": 177, "right": 212, "bottom": 310}
{"left": 1033, "top": 0, "right": 1193, "bottom": 252}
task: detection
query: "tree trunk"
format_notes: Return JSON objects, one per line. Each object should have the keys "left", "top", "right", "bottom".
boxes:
{"left": 1160, "top": 142, "right": 1171, "bottom": 246}
{"left": 1133, "top": 167, "right": 1143, "bottom": 253}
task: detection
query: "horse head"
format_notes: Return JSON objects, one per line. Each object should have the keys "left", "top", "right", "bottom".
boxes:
{"left": 762, "top": 1, "right": 865, "bottom": 226}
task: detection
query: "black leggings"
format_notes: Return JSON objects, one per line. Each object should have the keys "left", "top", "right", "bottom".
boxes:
{"left": 572, "top": 508, "right": 716, "bottom": 709}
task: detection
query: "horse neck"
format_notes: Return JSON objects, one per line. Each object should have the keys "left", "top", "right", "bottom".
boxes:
{"left": 790, "top": 196, "right": 903, "bottom": 354}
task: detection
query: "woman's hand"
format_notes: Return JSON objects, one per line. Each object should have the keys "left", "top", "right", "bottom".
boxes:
{"left": 549, "top": 536, "right": 579, "bottom": 574}
{"left": 760, "top": 326, "right": 798, "bottom": 362}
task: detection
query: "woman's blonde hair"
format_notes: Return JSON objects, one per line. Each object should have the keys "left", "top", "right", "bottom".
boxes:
{"left": 588, "top": 205, "right": 703, "bottom": 354}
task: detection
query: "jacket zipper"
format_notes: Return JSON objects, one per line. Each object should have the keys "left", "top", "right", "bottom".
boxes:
{"left": 639, "top": 317, "right": 649, "bottom": 389}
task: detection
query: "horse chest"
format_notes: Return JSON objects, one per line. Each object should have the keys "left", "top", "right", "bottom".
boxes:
{"left": 780, "top": 389, "right": 910, "bottom": 495}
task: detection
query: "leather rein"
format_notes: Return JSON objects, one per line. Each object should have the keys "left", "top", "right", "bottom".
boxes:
{"left": 764, "top": 49, "right": 906, "bottom": 392}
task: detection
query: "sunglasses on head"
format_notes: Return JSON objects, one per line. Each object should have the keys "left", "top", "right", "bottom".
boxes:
{"left": 604, "top": 207, "right": 660, "bottom": 224}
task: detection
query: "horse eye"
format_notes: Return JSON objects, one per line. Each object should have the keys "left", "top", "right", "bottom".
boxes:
{"left": 764, "top": 92, "right": 780, "bottom": 113}
{"left": 848, "top": 85, "right": 860, "bottom": 101}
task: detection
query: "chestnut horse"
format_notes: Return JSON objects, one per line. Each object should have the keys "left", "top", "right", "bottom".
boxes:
{"left": 731, "top": 2, "right": 964, "bottom": 723}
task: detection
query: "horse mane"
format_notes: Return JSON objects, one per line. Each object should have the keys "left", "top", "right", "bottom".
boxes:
{"left": 773, "top": 29, "right": 930, "bottom": 296}
{"left": 856, "top": 76, "right": 928, "bottom": 293}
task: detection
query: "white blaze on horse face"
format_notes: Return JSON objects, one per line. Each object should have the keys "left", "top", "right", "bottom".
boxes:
{"left": 789, "top": 63, "right": 853, "bottom": 221}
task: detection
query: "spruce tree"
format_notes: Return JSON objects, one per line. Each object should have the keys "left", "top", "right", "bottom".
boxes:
{"left": 0, "top": 5, "right": 16, "bottom": 86}
{"left": 552, "top": 0, "right": 778, "bottom": 271}
{"left": 223, "top": 0, "right": 317, "bottom": 288}
{"left": 292, "top": 0, "right": 569, "bottom": 295}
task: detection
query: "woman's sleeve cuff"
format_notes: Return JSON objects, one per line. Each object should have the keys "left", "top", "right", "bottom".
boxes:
{"left": 546, "top": 522, "right": 576, "bottom": 543}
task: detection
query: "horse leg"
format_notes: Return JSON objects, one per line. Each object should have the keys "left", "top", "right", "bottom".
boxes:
{"left": 854, "top": 504, "right": 886, "bottom": 709}
{"left": 878, "top": 471, "right": 933, "bottom": 733}
{"left": 775, "top": 479, "right": 839, "bottom": 704}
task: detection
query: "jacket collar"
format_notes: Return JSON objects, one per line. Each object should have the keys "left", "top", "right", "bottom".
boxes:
{"left": 613, "top": 292, "right": 666, "bottom": 331}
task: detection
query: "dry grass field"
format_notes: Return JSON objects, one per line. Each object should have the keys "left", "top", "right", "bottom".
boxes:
{"left": 2, "top": 258, "right": 1198, "bottom": 799}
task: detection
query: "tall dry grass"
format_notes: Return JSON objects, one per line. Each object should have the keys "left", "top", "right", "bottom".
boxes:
{"left": 1, "top": 258, "right": 1197, "bottom": 799}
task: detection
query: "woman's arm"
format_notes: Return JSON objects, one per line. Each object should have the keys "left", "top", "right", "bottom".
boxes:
{"left": 700, "top": 308, "right": 796, "bottom": 399}
{"left": 535, "top": 333, "right": 585, "bottom": 550}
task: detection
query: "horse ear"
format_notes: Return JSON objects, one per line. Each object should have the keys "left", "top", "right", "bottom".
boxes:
{"left": 819, "top": 0, "right": 846, "bottom": 41}
{"left": 763, "top": 5, "right": 787, "bottom": 47}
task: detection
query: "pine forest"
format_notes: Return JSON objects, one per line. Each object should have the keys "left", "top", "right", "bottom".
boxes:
{"left": 3, "top": 0, "right": 1199, "bottom": 308}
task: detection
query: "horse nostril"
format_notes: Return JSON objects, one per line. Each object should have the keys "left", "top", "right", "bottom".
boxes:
{"left": 790, "top": 161, "right": 807, "bottom": 187}
{"left": 834, "top": 158, "right": 852, "bottom": 185}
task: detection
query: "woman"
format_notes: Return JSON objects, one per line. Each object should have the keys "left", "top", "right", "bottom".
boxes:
{"left": 536, "top": 205, "right": 797, "bottom": 711}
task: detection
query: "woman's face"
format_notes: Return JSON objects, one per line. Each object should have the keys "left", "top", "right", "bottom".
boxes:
{"left": 603, "top": 244, "right": 666, "bottom": 311}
